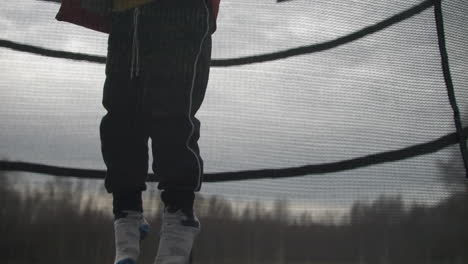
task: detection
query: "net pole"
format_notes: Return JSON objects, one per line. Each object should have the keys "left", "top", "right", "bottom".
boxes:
{"left": 433, "top": 0, "right": 468, "bottom": 178}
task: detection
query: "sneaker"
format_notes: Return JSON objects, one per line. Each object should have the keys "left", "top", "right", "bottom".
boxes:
{"left": 114, "top": 210, "right": 150, "bottom": 264}
{"left": 153, "top": 206, "right": 201, "bottom": 264}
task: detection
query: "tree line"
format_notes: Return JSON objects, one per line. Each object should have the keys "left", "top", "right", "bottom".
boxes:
{"left": 0, "top": 170, "right": 466, "bottom": 264}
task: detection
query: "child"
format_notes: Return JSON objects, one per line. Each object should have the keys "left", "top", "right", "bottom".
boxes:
{"left": 98, "top": 0, "right": 220, "bottom": 263}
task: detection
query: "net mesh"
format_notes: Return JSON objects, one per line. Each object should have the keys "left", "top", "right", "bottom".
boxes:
{"left": 0, "top": 0, "right": 467, "bottom": 262}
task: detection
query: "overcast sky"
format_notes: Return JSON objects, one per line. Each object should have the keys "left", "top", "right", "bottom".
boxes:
{"left": 1, "top": 0, "right": 467, "bottom": 218}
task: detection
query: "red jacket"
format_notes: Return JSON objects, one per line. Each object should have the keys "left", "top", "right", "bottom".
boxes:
{"left": 56, "top": 0, "right": 220, "bottom": 34}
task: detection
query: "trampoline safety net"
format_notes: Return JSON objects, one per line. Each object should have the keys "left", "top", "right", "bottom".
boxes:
{"left": 0, "top": 0, "right": 467, "bottom": 263}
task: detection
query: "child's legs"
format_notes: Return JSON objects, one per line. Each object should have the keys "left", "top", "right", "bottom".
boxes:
{"left": 100, "top": 9, "right": 149, "bottom": 215}
{"left": 139, "top": 0, "right": 212, "bottom": 209}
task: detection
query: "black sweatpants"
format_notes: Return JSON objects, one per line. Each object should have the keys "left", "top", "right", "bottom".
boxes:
{"left": 100, "top": 0, "right": 213, "bottom": 211}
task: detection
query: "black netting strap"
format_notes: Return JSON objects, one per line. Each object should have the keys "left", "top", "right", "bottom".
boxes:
{"left": 1, "top": 127, "right": 466, "bottom": 182}
{"left": 433, "top": 0, "right": 468, "bottom": 178}
{"left": 0, "top": 0, "right": 434, "bottom": 67}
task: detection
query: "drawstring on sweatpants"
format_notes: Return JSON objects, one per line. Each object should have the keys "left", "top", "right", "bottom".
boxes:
{"left": 130, "top": 7, "right": 142, "bottom": 130}
{"left": 130, "top": 7, "right": 140, "bottom": 79}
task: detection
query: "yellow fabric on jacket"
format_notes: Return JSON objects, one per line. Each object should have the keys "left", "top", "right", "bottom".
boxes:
{"left": 113, "top": 0, "right": 154, "bottom": 12}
